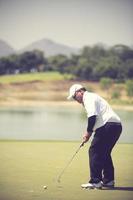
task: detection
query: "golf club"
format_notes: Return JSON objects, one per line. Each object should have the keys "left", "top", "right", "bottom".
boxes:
{"left": 56, "top": 142, "right": 84, "bottom": 183}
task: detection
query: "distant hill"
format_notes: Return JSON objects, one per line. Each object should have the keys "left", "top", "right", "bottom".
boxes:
{"left": 0, "top": 38, "right": 80, "bottom": 58}
{"left": 19, "top": 38, "right": 80, "bottom": 57}
{"left": 0, "top": 40, "right": 15, "bottom": 58}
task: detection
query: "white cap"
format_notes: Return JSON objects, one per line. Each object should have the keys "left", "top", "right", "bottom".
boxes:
{"left": 67, "top": 84, "right": 83, "bottom": 100}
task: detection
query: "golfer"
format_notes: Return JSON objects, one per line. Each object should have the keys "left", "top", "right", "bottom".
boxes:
{"left": 67, "top": 84, "right": 122, "bottom": 189}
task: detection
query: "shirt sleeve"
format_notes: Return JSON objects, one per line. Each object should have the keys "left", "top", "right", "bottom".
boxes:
{"left": 84, "top": 93, "right": 98, "bottom": 117}
{"left": 87, "top": 115, "right": 96, "bottom": 134}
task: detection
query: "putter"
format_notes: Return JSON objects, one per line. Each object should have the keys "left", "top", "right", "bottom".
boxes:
{"left": 56, "top": 142, "right": 84, "bottom": 183}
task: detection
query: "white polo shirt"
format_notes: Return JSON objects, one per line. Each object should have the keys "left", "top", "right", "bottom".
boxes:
{"left": 83, "top": 91, "right": 121, "bottom": 131}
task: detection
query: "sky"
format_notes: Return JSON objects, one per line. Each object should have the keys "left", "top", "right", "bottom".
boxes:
{"left": 0, "top": 0, "right": 133, "bottom": 50}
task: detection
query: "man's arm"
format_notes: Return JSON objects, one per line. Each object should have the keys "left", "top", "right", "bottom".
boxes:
{"left": 81, "top": 115, "right": 96, "bottom": 146}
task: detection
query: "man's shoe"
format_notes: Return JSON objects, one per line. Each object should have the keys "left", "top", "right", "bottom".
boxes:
{"left": 101, "top": 180, "right": 115, "bottom": 188}
{"left": 81, "top": 182, "right": 102, "bottom": 189}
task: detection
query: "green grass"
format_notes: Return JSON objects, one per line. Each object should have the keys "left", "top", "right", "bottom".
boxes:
{"left": 0, "top": 72, "right": 73, "bottom": 84}
{"left": 0, "top": 141, "right": 133, "bottom": 200}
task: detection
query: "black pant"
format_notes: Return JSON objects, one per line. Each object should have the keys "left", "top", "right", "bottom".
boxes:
{"left": 89, "top": 122, "right": 122, "bottom": 183}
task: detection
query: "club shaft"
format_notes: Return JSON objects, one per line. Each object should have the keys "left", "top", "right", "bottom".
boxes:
{"left": 57, "top": 145, "right": 81, "bottom": 182}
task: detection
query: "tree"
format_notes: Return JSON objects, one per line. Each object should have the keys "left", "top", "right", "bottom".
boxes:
{"left": 74, "top": 57, "right": 93, "bottom": 80}
{"left": 0, "top": 59, "right": 6, "bottom": 75}
{"left": 48, "top": 54, "right": 70, "bottom": 73}
{"left": 94, "top": 56, "right": 122, "bottom": 80}
{"left": 0, "top": 44, "right": 133, "bottom": 81}
{"left": 111, "top": 44, "right": 133, "bottom": 61}
{"left": 80, "top": 46, "right": 92, "bottom": 58}
{"left": 80, "top": 44, "right": 106, "bottom": 60}
{"left": 18, "top": 50, "right": 46, "bottom": 73}
{"left": 125, "top": 59, "right": 133, "bottom": 79}
{"left": 0, "top": 55, "right": 18, "bottom": 74}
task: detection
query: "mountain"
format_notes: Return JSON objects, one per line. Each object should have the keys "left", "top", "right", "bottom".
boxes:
{"left": 19, "top": 38, "right": 80, "bottom": 57}
{"left": 0, "top": 40, "right": 15, "bottom": 57}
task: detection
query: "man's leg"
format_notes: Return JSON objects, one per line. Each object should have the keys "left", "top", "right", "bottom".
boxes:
{"left": 102, "top": 154, "right": 114, "bottom": 182}
{"left": 88, "top": 126, "right": 106, "bottom": 183}
{"left": 102, "top": 123, "right": 122, "bottom": 185}
{"left": 81, "top": 133, "right": 104, "bottom": 189}
{"left": 89, "top": 123, "right": 122, "bottom": 183}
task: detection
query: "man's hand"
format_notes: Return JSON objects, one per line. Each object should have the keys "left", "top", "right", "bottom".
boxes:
{"left": 82, "top": 132, "right": 91, "bottom": 146}
{"left": 80, "top": 132, "right": 92, "bottom": 147}
{"left": 83, "top": 132, "right": 91, "bottom": 142}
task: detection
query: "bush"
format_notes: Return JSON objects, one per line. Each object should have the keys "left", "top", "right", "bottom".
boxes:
{"left": 126, "top": 80, "right": 133, "bottom": 97}
{"left": 100, "top": 78, "right": 113, "bottom": 90}
{"left": 111, "top": 87, "right": 121, "bottom": 99}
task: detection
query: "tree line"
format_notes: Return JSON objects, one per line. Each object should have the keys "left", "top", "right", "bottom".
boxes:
{"left": 0, "top": 44, "right": 133, "bottom": 82}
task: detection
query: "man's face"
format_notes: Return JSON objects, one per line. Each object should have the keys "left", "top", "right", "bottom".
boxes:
{"left": 73, "top": 90, "right": 83, "bottom": 103}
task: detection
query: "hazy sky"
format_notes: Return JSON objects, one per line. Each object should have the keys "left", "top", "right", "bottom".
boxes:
{"left": 0, "top": 0, "right": 132, "bottom": 50}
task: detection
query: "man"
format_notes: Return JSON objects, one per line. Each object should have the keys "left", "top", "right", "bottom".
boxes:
{"left": 67, "top": 84, "right": 122, "bottom": 189}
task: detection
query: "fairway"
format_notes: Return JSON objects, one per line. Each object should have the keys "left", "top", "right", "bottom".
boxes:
{"left": 0, "top": 141, "right": 133, "bottom": 200}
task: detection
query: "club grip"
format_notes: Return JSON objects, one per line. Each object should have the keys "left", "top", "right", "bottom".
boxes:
{"left": 80, "top": 141, "right": 85, "bottom": 147}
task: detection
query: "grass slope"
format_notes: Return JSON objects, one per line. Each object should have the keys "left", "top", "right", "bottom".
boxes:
{"left": 0, "top": 141, "right": 132, "bottom": 200}
{"left": 0, "top": 72, "right": 132, "bottom": 106}
{"left": 0, "top": 72, "right": 73, "bottom": 84}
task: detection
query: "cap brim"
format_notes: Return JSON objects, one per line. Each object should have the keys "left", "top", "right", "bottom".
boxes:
{"left": 67, "top": 95, "right": 73, "bottom": 100}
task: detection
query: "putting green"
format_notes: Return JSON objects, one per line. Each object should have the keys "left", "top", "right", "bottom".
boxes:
{"left": 0, "top": 141, "right": 132, "bottom": 200}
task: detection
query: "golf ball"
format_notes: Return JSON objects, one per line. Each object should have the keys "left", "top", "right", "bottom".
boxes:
{"left": 43, "top": 186, "right": 47, "bottom": 189}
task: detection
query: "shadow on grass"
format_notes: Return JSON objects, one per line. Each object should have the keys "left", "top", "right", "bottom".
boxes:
{"left": 103, "top": 186, "right": 133, "bottom": 191}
